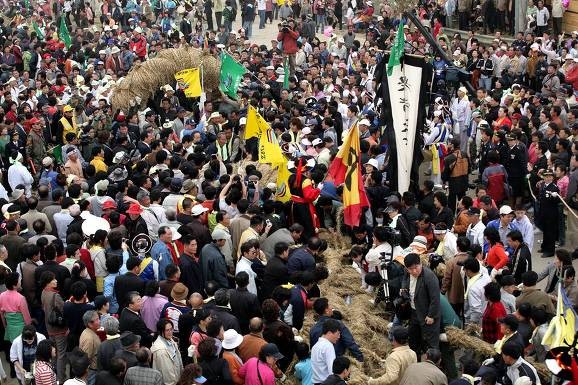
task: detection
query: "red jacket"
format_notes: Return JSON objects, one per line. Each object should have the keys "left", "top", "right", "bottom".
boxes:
{"left": 129, "top": 36, "right": 147, "bottom": 59}
{"left": 277, "top": 29, "right": 299, "bottom": 54}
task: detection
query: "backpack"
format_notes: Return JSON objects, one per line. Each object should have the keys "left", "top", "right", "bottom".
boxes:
{"left": 46, "top": 292, "right": 66, "bottom": 328}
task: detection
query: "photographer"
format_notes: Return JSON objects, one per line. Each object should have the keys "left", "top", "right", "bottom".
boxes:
{"left": 277, "top": 19, "right": 299, "bottom": 79}
{"left": 365, "top": 226, "right": 404, "bottom": 300}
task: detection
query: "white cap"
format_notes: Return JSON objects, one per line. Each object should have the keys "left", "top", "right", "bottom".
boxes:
{"left": 302, "top": 127, "right": 312, "bottom": 135}
{"left": 365, "top": 158, "right": 378, "bottom": 169}
{"left": 239, "top": 117, "right": 247, "bottom": 125}
{"left": 499, "top": 205, "right": 514, "bottom": 215}
{"left": 191, "top": 204, "right": 209, "bottom": 216}
{"left": 358, "top": 119, "right": 371, "bottom": 126}
{"left": 312, "top": 138, "right": 323, "bottom": 146}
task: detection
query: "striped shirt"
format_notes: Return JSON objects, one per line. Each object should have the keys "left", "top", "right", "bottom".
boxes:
{"left": 34, "top": 361, "right": 56, "bottom": 385}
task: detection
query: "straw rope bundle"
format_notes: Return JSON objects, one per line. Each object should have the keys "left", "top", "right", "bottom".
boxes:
{"left": 110, "top": 46, "right": 221, "bottom": 111}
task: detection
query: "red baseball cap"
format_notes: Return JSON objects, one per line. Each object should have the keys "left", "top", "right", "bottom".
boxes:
{"left": 29, "top": 117, "right": 42, "bottom": 125}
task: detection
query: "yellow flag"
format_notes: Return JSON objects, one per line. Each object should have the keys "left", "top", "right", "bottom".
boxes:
{"left": 259, "top": 127, "right": 285, "bottom": 166}
{"left": 175, "top": 68, "right": 202, "bottom": 98}
{"left": 244, "top": 105, "right": 268, "bottom": 139}
{"left": 542, "top": 283, "right": 577, "bottom": 348}
{"left": 275, "top": 161, "right": 291, "bottom": 203}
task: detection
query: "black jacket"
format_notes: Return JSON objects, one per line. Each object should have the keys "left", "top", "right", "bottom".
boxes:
{"left": 210, "top": 306, "right": 241, "bottom": 333}
{"left": 199, "top": 357, "right": 232, "bottom": 385}
{"left": 262, "top": 255, "right": 289, "bottom": 299}
{"left": 97, "top": 338, "right": 122, "bottom": 371}
{"left": 401, "top": 267, "right": 441, "bottom": 325}
{"left": 114, "top": 272, "right": 145, "bottom": 312}
{"left": 321, "top": 375, "right": 347, "bottom": 385}
{"left": 506, "top": 243, "right": 532, "bottom": 284}
{"left": 185, "top": 218, "right": 212, "bottom": 251}
{"left": 228, "top": 288, "right": 262, "bottom": 334}
{"left": 506, "top": 142, "right": 528, "bottom": 178}
{"left": 34, "top": 260, "right": 70, "bottom": 294}
{"left": 179, "top": 252, "right": 205, "bottom": 296}
{"left": 418, "top": 191, "right": 436, "bottom": 218}
{"left": 119, "top": 308, "right": 153, "bottom": 347}
{"left": 95, "top": 370, "right": 122, "bottom": 385}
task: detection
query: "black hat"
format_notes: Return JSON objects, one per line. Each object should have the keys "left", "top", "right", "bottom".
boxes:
{"left": 261, "top": 343, "right": 284, "bottom": 360}
{"left": 467, "top": 207, "right": 481, "bottom": 216}
{"left": 120, "top": 331, "right": 141, "bottom": 347}
{"left": 498, "top": 314, "right": 519, "bottom": 331}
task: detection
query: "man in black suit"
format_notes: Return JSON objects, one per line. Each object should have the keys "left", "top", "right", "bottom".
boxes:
{"left": 114, "top": 257, "right": 145, "bottom": 313}
{"left": 538, "top": 170, "right": 560, "bottom": 258}
{"left": 118, "top": 291, "right": 154, "bottom": 348}
{"left": 229, "top": 271, "right": 262, "bottom": 334}
{"left": 210, "top": 288, "right": 241, "bottom": 333}
{"left": 418, "top": 180, "right": 436, "bottom": 218}
{"left": 262, "top": 242, "right": 290, "bottom": 299}
{"left": 401, "top": 253, "right": 441, "bottom": 355}
{"left": 35, "top": 246, "right": 71, "bottom": 293}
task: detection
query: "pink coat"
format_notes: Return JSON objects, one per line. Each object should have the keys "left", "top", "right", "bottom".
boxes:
{"left": 239, "top": 358, "right": 276, "bottom": 385}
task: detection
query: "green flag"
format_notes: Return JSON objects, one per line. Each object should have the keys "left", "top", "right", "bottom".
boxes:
{"left": 219, "top": 53, "right": 246, "bottom": 99}
{"left": 59, "top": 15, "right": 71, "bottom": 49}
{"left": 283, "top": 57, "right": 289, "bottom": 89}
{"left": 387, "top": 21, "right": 405, "bottom": 76}
{"left": 32, "top": 21, "right": 44, "bottom": 40}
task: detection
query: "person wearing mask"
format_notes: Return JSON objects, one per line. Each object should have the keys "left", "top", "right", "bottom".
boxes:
{"left": 10, "top": 325, "right": 46, "bottom": 384}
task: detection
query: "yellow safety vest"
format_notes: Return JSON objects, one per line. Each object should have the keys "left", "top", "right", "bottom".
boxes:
{"left": 60, "top": 116, "right": 78, "bottom": 143}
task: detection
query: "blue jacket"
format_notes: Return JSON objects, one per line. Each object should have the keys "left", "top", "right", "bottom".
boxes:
{"left": 309, "top": 316, "right": 364, "bottom": 362}
{"left": 287, "top": 247, "right": 315, "bottom": 274}
{"left": 289, "top": 285, "right": 308, "bottom": 330}
{"left": 151, "top": 240, "right": 172, "bottom": 281}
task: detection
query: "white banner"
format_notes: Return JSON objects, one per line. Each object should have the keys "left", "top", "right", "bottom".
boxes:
{"left": 386, "top": 63, "right": 422, "bottom": 194}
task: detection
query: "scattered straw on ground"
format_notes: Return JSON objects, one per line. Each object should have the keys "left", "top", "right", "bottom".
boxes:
{"left": 282, "top": 231, "right": 392, "bottom": 384}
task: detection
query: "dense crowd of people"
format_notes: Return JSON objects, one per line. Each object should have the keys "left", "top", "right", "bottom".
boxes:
{"left": 0, "top": 0, "right": 577, "bottom": 384}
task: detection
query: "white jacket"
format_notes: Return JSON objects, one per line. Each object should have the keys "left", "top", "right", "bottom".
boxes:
{"left": 10, "top": 332, "right": 46, "bottom": 382}
{"left": 464, "top": 273, "right": 492, "bottom": 324}
{"left": 8, "top": 162, "right": 33, "bottom": 197}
